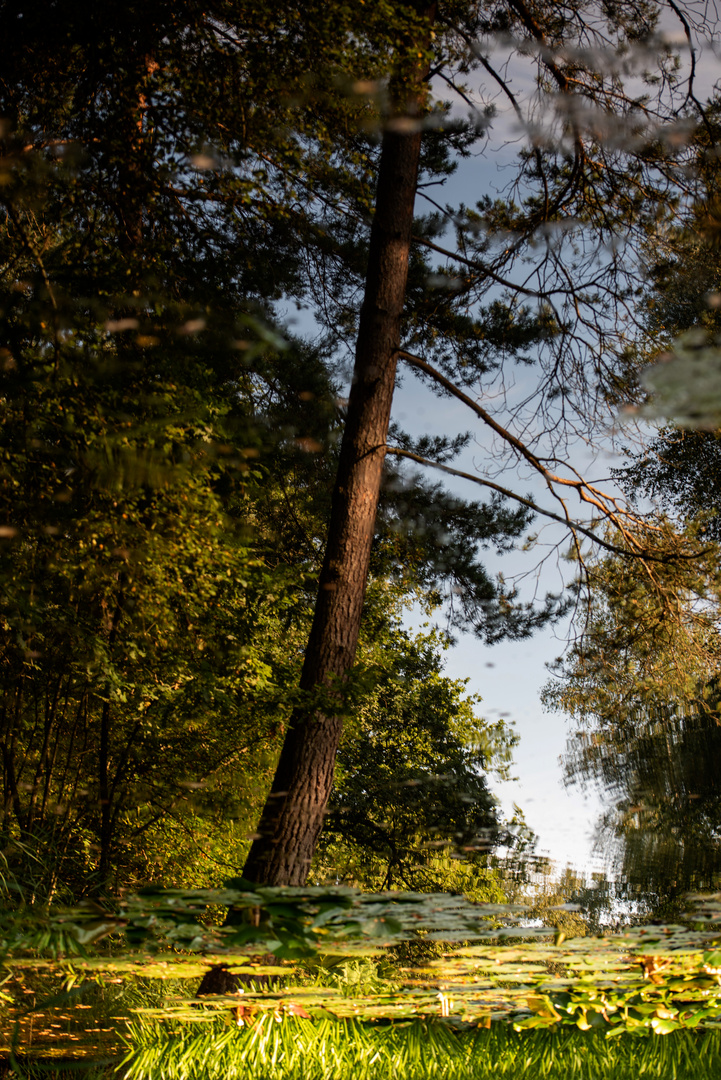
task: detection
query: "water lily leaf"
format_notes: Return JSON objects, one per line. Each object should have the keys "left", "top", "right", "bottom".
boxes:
{"left": 651, "top": 1017, "right": 682, "bottom": 1034}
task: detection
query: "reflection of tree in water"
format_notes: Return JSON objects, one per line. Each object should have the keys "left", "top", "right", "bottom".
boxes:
{"left": 545, "top": 517, "right": 721, "bottom": 915}
{"left": 547, "top": 217, "right": 721, "bottom": 915}
{"left": 568, "top": 692, "right": 721, "bottom": 912}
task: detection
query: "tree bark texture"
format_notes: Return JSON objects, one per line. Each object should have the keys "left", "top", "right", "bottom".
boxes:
{"left": 242, "top": 29, "right": 434, "bottom": 888}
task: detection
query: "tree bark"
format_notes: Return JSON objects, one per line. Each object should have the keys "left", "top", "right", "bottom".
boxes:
{"left": 241, "top": 17, "right": 435, "bottom": 888}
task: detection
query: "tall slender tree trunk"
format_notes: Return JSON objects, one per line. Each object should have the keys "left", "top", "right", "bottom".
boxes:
{"left": 241, "top": 12, "right": 435, "bottom": 888}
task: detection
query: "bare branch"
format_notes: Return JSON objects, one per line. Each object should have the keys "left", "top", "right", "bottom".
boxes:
{"left": 386, "top": 445, "right": 632, "bottom": 559}
{"left": 385, "top": 446, "right": 708, "bottom": 568}
{"left": 397, "top": 348, "right": 649, "bottom": 544}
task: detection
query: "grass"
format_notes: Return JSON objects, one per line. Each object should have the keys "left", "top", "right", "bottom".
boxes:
{"left": 120, "top": 1016, "right": 721, "bottom": 1080}
{"left": 4, "top": 1013, "right": 721, "bottom": 1078}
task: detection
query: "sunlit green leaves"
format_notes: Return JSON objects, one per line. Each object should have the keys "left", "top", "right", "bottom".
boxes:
{"left": 120, "top": 1019, "right": 721, "bottom": 1080}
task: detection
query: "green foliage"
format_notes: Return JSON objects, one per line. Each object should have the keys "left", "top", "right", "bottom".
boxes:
{"left": 120, "top": 1018, "right": 721, "bottom": 1080}
{"left": 0, "top": 309, "right": 309, "bottom": 897}
{"left": 375, "top": 470, "right": 544, "bottom": 644}
{"left": 517, "top": 966, "right": 721, "bottom": 1037}
{"left": 0, "top": 0, "right": 561, "bottom": 902}
{"left": 521, "top": 869, "right": 590, "bottom": 940}
{"left": 639, "top": 329, "right": 721, "bottom": 430}
{"left": 1, "top": 884, "right": 556, "bottom": 964}
{"left": 543, "top": 516, "right": 721, "bottom": 908}
{"left": 296, "top": 956, "right": 399, "bottom": 998}
{"left": 314, "top": 627, "right": 515, "bottom": 893}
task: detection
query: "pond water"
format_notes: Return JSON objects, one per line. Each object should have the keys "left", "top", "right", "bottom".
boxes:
{"left": 4, "top": 886, "right": 721, "bottom": 1077}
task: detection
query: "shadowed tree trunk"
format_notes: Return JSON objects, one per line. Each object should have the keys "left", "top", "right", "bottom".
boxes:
{"left": 240, "top": 10, "right": 436, "bottom": 889}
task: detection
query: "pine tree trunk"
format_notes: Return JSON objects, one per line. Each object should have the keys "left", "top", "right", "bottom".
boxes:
{"left": 241, "top": 24, "right": 434, "bottom": 889}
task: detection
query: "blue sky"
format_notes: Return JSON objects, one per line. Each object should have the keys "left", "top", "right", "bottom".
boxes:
{"left": 392, "top": 354, "right": 616, "bottom": 877}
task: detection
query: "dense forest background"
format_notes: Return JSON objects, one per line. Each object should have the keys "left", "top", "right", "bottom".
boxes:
{"left": 2, "top": 0, "right": 721, "bottom": 928}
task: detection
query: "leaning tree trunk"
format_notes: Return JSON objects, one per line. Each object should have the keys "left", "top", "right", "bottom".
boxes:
{"left": 196, "top": 6, "right": 435, "bottom": 999}
{"left": 241, "top": 23, "right": 435, "bottom": 890}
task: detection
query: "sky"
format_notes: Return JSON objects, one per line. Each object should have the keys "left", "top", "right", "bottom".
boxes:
{"left": 393, "top": 368, "right": 615, "bottom": 878}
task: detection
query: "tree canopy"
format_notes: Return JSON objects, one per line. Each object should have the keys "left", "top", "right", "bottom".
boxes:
{"left": 2, "top": 0, "right": 719, "bottom": 903}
